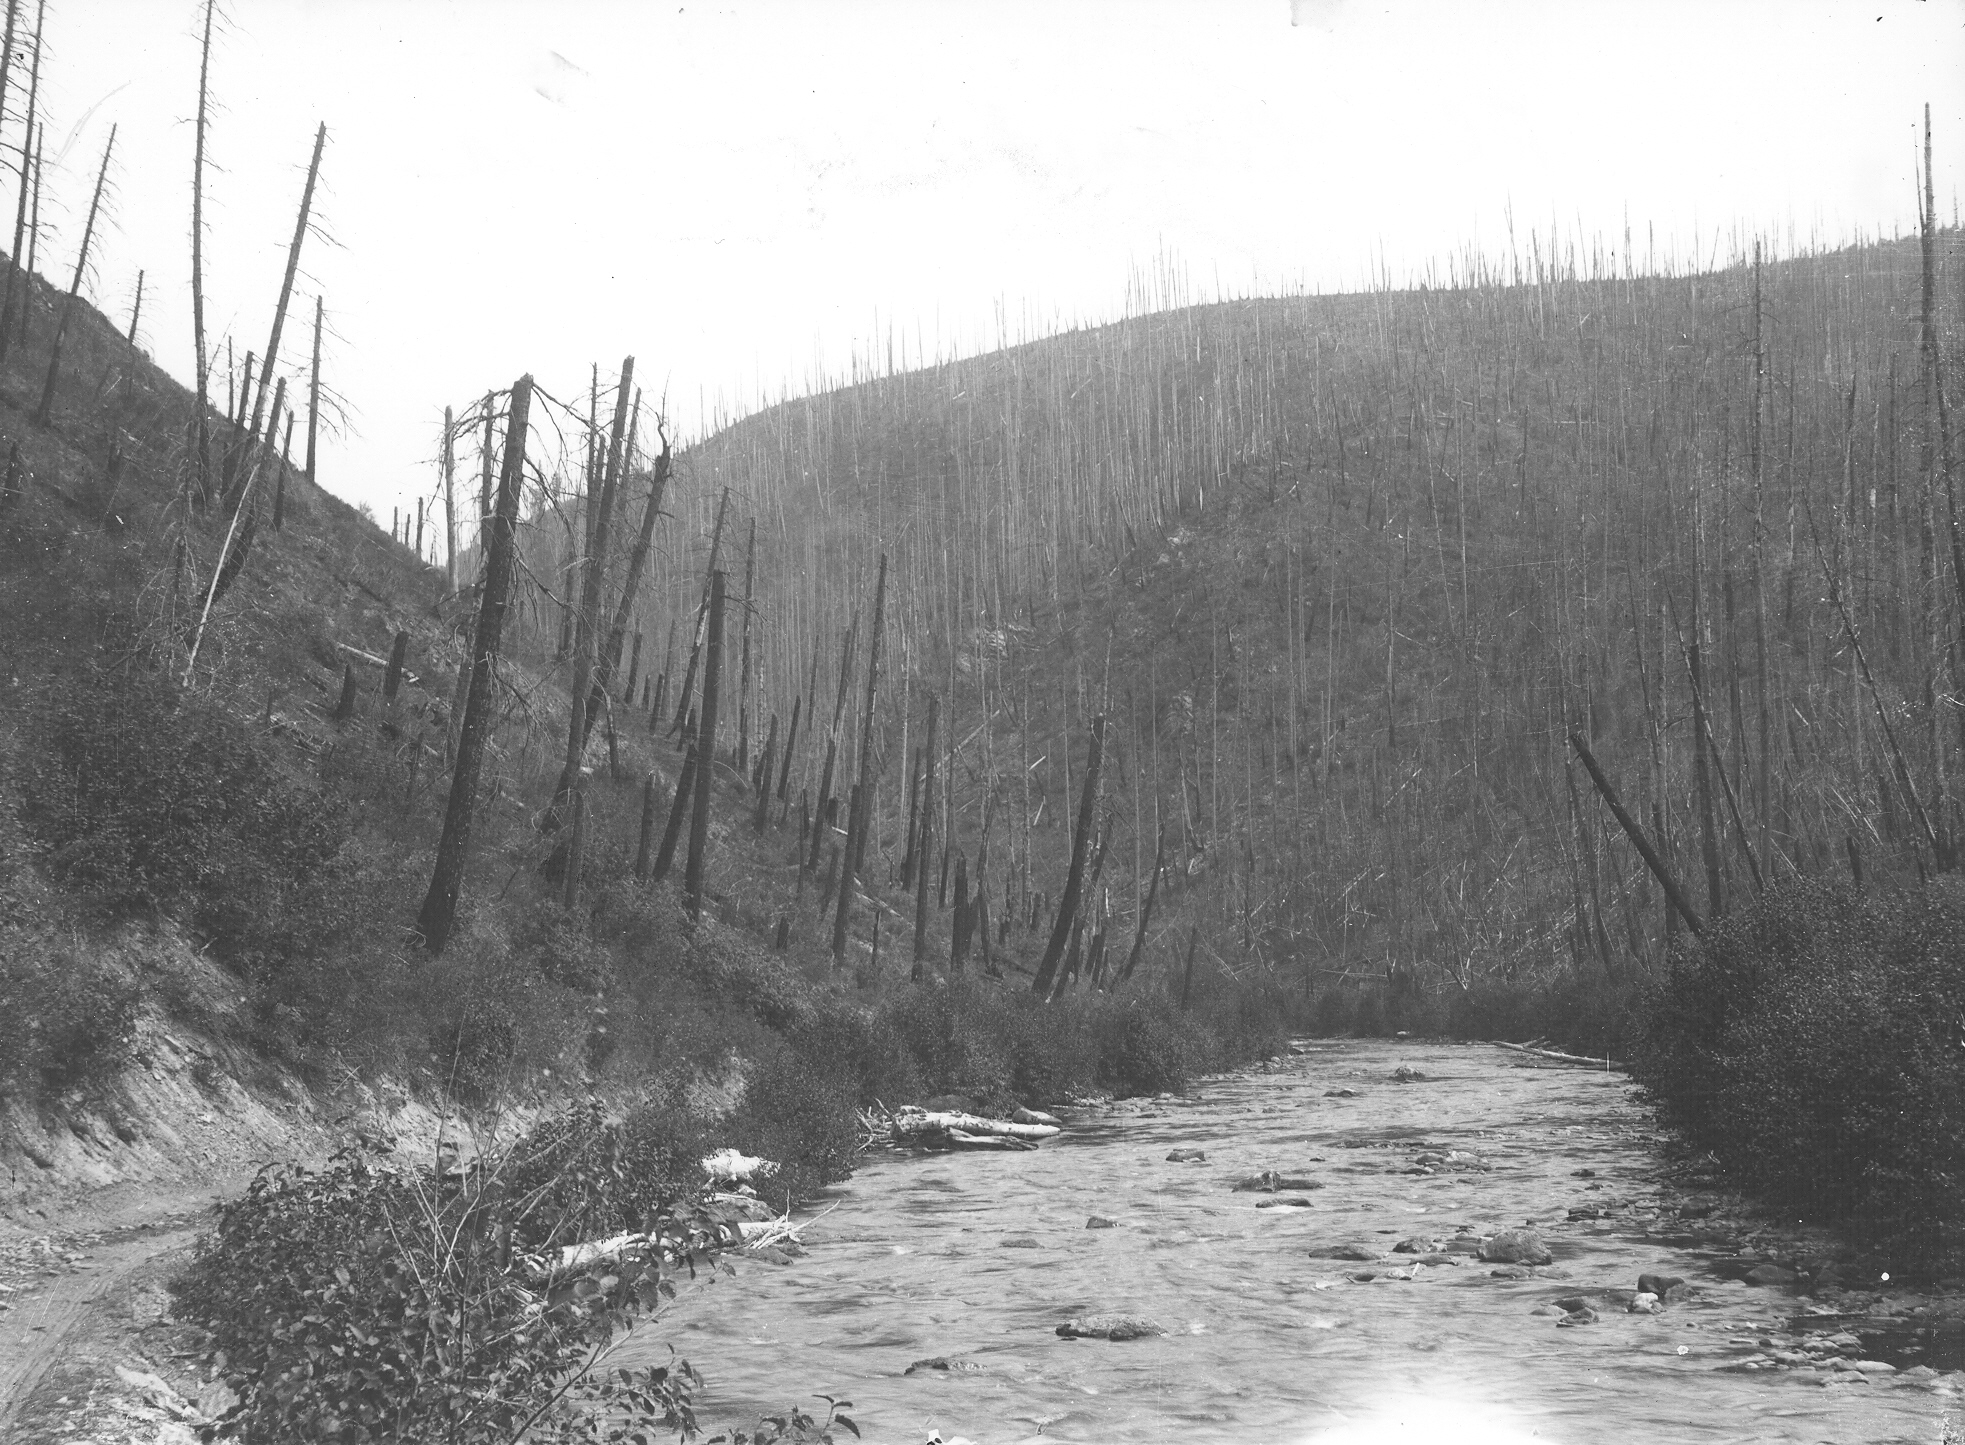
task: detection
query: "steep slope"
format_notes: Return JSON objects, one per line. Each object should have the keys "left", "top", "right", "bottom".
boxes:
{"left": 645, "top": 231, "right": 1964, "bottom": 1011}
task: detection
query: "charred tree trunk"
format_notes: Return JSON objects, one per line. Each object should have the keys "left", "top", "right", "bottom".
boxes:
{"left": 34, "top": 125, "right": 115, "bottom": 428}
{"left": 911, "top": 695, "right": 939, "bottom": 979}
{"left": 1117, "top": 822, "right": 1168, "bottom": 985}
{"left": 1033, "top": 714, "right": 1105, "bottom": 996}
{"left": 1569, "top": 731, "right": 1704, "bottom": 936}
{"left": 583, "top": 411, "right": 668, "bottom": 750}
{"left": 417, "top": 375, "right": 532, "bottom": 955}
{"left": 222, "top": 123, "right": 326, "bottom": 511}
{"left": 685, "top": 572, "right": 726, "bottom": 920}
{"left": 652, "top": 716, "right": 699, "bottom": 885}
{"left": 737, "top": 517, "right": 756, "bottom": 771}
{"left": 669, "top": 487, "right": 731, "bottom": 735}
{"left": 807, "top": 615, "right": 858, "bottom": 871}
{"left": 551, "top": 357, "right": 635, "bottom": 831}
{"left": 0, "top": 0, "right": 43, "bottom": 368}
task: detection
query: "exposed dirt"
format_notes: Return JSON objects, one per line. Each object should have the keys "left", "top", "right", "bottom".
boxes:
{"left": 0, "top": 1178, "right": 236, "bottom": 1444}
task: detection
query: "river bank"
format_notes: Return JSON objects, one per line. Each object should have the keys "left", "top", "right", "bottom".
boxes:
{"left": 643, "top": 1039, "right": 1961, "bottom": 1445}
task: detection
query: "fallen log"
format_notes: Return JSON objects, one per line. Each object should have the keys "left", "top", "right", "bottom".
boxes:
{"left": 889, "top": 1107, "right": 1061, "bottom": 1142}
{"left": 336, "top": 640, "right": 422, "bottom": 687}
{"left": 944, "top": 1128, "right": 1038, "bottom": 1150}
{"left": 1490, "top": 1040, "right": 1626, "bottom": 1070}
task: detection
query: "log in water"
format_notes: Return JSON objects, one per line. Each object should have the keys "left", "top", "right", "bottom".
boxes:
{"left": 639, "top": 1040, "right": 1952, "bottom": 1444}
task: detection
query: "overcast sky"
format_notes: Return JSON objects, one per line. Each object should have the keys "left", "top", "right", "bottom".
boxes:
{"left": 48, "top": 0, "right": 1965, "bottom": 524}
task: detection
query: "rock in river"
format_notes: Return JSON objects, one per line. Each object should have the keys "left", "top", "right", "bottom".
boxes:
{"left": 1478, "top": 1229, "right": 1553, "bottom": 1265}
{"left": 907, "top": 1356, "right": 985, "bottom": 1375}
{"left": 1166, "top": 1148, "right": 1207, "bottom": 1163}
{"left": 1394, "top": 1236, "right": 1446, "bottom": 1254}
{"left": 1311, "top": 1242, "right": 1382, "bottom": 1260}
{"left": 1255, "top": 1197, "right": 1316, "bottom": 1209}
{"left": 1086, "top": 1215, "right": 1118, "bottom": 1229}
{"left": 1057, "top": 1314, "right": 1167, "bottom": 1341}
{"left": 1637, "top": 1272, "right": 1687, "bottom": 1300}
{"left": 1233, "top": 1171, "right": 1323, "bottom": 1192}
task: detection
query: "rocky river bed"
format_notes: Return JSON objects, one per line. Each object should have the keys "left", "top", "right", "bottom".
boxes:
{"left": 638, "top": 1039, "right": 1961, "bottom": 1444}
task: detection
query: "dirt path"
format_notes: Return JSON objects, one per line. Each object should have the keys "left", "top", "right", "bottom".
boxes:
{"left": 0, "top": 1183, "right": 241, "bottom": 1444}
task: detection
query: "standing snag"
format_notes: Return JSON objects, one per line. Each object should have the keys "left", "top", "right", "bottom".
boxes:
{"left": 417, "top": 376, "right": 533, "bottom": 956}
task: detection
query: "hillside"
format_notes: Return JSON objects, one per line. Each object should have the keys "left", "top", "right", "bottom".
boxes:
{"left": 615, "top": 229, "right": 1964, "bottom": 1025}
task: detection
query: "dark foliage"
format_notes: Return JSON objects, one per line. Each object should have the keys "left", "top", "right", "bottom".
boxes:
{"left": 171, "top": 1129, "right": 738, "bottom": 1445}
{"left": 1629, "top": 879, "right": 1965, "bottom": 1274}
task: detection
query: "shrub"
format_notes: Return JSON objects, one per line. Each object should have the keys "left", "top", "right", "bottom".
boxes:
{"left": 0, "top": 927, "right": 139, "bottom": 1098}
{"left": 171, "top": 1140, "right": 731, "bottom": 1445}
{"left": 726, "top": 1037, "right": 862, "bottom": 1211}
{"left": 1630, "top": 879, "right": 1965, "bottom": 1274}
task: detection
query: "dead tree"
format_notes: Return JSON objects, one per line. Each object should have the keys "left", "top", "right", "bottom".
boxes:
{"left": 652, "top": 715, "right": 699, "bottom": 884}
{"left": 0, "top": 0, "right": 43, "bottom": 366}
{"left": 34, "top": 125, "right": 116, "bottom": 428}
{"left": 911, "top": 694, "right": 939, "bottom": 979}
{"left": 187, "top": 0, "right": 215, "bottom": 503}
{"left": 416, "top": 375, "right": 533, "bottom": 955}
{"left": 583, "top": 408, "right": 670, "bottom": 749}
{"left": 222, "top": 122, "right": 326, "bottom": 511}
{"left": 1116, "top": 821, "right": 1168, "bottom": 986}
{"left": 669, "top": 486, "right": 731, "bottom": 735}
{"left": 684, "top": 571, "right": 726, "bottom": 920}
{"left": 182, "top": 378, "right": 283, "bottom": 680}
{"left": 1568, "top": 731, "right": 1703, "bottom": 936}
{"left": 305, "top": 296, "right": 322, "bottom": 501}
{"left": 737, "top": 517, "right": 757, "bottom": 770}
{"left": 806, "top": 615, "right": 858, "bottom": 871}
{"left": 832, "top": 554, "right": 888, "bottom": 964}
{"left": 1033, "top": 714, "right": 1104, "bottom": 996}
{"left": 549, "top": 356, "right": 635, "bottom": 833}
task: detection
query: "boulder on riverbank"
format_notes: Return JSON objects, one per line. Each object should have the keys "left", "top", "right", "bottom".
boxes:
{"left": 1056, "top": 1314, "right": 1166, "bottom": 1340}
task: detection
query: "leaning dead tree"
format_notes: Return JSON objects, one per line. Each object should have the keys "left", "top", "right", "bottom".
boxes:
{"left": 583, "top": 405, "right": 670, "bottom": 750}
{"left": 183, "top": 378, "right": 284, "bottom": 681}
{"left": 33, "top": 124, "right": 115, "bottom": 427}
{"left": 222, "top": 122, "right": 326, "bottom": 512}
{"left": 1033, "top": 714, "right": 1104, "bottom": 996}
{"left": 188, "top": 0, "right": 215, "bottom": 504}
{"left": 417, "top": 376, "right": 533, "bottom": 956}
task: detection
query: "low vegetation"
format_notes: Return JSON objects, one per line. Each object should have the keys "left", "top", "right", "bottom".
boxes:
{"left": 1629, "top": 880, "right": 1965, "bottom": 1276}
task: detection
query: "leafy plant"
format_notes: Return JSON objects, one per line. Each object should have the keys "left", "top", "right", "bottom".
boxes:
{"left": 173, "top": 1125, "right": 745, "bottom": 1445}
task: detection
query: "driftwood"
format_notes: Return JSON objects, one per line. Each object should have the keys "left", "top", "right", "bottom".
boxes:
{"left": 888, "top": 1107, "right": 1061, "bottom": 1145}
{"left": 1490, "top": 1040, "right": 1626, "bottom": 1070}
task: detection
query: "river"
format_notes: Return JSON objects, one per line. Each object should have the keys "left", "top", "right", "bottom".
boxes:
{"left": 644, "top": 1040, "right": 1953, "bottom": 1445}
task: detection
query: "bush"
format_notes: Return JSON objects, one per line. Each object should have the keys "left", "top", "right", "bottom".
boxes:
{"left": 1630, "top": 879, "right": 1965, "bottom": 1274}
{"left": 0, "top": 927, "right": 139, "bottom": 1098}
{"left": 171, "top": 1138, "right": 731, "bottom": 1445}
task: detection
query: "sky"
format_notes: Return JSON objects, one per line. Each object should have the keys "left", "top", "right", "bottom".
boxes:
{"left": 40, "top": 0, "right": 1965, "bottom": 526}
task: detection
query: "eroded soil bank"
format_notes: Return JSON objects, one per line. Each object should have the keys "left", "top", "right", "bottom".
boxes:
{"left": 646, "top": 1040, "right": 1960, "bottom": 1445}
